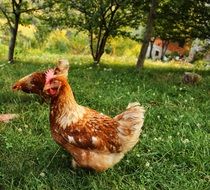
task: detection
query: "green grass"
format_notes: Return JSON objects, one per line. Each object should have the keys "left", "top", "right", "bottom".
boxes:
{"left": 0, "top": 54, "right": 210, "bottom": 190}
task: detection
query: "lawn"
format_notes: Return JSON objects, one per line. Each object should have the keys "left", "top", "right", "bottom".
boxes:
{"left": 0, "top": 54, "right": 210, "bottom": 190}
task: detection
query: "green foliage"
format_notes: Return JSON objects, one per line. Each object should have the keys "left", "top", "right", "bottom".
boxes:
{"left": 0, "top": 0, "right": 54, "bottom": 62}
{"left": 0, "top": 0, "right": 46, "bottom": 30}
{"left": 130, "top": 26, "right": 146, "bottom": 42}
{"left": 0, "top": 43, "right": 7, "bottom": 60}
{"left": 17, "top": 33, "right": 33, "bottom": 49}
{"left": 0, "top": 21, "right": 142, "bottom": 59}
{"left": 194, "top": 60, "right": 210, "bottom": 71}
{"left": 66, "top": 30, "right": 90, "bottom": 55}
{"left": 0, "top": 53, "right": 210, "bottom": 189}
{"left": 193, "top": 40, "right": 210, "bottom": 62}
{"left": 43, "top": 30, "right": 90, "bottom": 54}
{"left": 154, "top": 0, "right": 210, "bottom": 42}
{"left": 107, "top": 37, "right": 140, "bottom": 57}
{"left": 34, "top": 23, "right": 53, "bottom": 47}
{"left": 45, "top": 0, "right": 144, "bottom": 64}
{"left": 44, "top": 30, "right": 70, "bottom": 53}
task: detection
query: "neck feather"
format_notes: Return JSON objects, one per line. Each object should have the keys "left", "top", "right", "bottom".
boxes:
{"left": 50, "top": 82, "right": 85, "bottom": 129}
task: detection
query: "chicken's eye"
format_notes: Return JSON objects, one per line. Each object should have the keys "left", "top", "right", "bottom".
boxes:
{"left": 51, "top": 80, "right": 60, "bottom": 87}
{"left": 51, "top": 80, "right": 57, "bottom": 84}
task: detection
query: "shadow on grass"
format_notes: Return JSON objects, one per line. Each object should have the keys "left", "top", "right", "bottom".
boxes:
{"left": 2, "top": 57, "right": 210, "bottom": 77}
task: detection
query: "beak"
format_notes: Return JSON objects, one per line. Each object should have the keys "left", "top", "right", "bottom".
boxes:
{"left": 12, "top": 84, "right": 21, "bottom": 91}
{"left": 43, "top": 84, "right": 51, "bottom": 92}
{"left": 43, "top": 83, "right": 51, "bottom": 93}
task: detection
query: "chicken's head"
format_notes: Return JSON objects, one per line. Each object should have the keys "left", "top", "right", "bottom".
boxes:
{"left": 12, "top": 73, "right": 33, "bottom": 91}
{"left": 12, "top": 82, "right": 22, "bottom": 91}
{"left": 43, "top": 69, "right": 66, "bottom": 97}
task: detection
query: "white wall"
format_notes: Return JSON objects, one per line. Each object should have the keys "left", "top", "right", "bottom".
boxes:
{"left": 146, "top": 43, "right": 162, "bottom": 59}
{"left": 146, "top": 42, "right": 171, "bottom": 60}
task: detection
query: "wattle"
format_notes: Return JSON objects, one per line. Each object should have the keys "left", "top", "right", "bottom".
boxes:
{"left": 48, "top": 88, "right": 57, "bottom": 95}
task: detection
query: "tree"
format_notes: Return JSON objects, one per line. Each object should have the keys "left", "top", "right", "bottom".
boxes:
{"left": 47, "top": 0, "right": 143, "bottom": 65}
{"left": 177, "top": 0, "right": 210, "bottom": 40}
{"left": 0, "top": 0, "right": 46, "bottom": 63}
{"left": 151, "top": 0, "right": 210, "bottom": 60}
{"left": 136, "top": 0, "right": 159, "bottom": 70}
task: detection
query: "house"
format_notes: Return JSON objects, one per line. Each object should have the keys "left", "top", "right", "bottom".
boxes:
{"left": 146, "top": 38, "right": 189, "bottom": 60}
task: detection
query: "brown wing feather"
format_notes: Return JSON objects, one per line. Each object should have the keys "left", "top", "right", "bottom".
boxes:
{"left": 55, "top": 109, "right": 122, "bottom": 153}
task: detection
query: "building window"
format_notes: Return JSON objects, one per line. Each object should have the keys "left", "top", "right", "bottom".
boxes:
{"left": 155, "top": 50, "right": 159, "bottom": 56}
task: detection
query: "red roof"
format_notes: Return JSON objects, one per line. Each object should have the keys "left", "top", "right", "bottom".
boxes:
{"left": 154, "top": 38, "right": 189, "bottom": 55}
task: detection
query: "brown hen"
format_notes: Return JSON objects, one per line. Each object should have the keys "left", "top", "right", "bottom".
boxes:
{"left": 43, "top": 70, "right": 145, "bottom": 172}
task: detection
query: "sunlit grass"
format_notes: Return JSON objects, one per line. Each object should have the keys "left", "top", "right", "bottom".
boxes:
{"left": 145, "top": 59, "right": 194, "bottom": 69}
{"left": 13, "top": 48, "right": 197, "bottom": 71}
{"left": 0, "top": 54, "right": 210, "bottom": 189}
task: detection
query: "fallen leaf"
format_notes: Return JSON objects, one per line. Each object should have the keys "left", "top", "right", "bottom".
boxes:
{"left": 0, "top": 114, "right": 19, "bottom": 123}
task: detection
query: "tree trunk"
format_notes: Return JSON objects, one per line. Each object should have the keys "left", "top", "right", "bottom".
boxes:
{"left": 93, "top": 46, "right": 105, "bottom": 66}
{"left": 89, "top": 4, "right": 119, "bottom": 66}
{"left": 136, "top": 0, "right": 159, "bottom": 70}
{"left": 93, "top": 57, "right": 100, "bottom": 66}
{"left": 90, "top": 31, "right": 109, "bottom": 66}
{"left": 95, "top": 34, "right": 108, "bottom": 65}
{"left": 160, "top": 40, "right": 169, "bottom": 61}
{"left": 137, "top": 42, "right": 150, "bottom": 69}
{"left": 8, "top": 14, "right": 20, "bottom": 64}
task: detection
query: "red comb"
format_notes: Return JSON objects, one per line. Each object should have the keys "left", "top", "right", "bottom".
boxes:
{"left": 45, "top": 69, "right": 54, "bottom": 84}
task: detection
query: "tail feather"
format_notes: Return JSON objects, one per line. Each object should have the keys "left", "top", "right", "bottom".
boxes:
{"left": 54, "top": 59, "right": 69, "bottom": 77}
{"left": 114, "top": 102, "right": 145, "bottom": 153}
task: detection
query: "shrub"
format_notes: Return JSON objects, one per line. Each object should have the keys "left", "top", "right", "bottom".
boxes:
{"left": 44, "top": 30, "right": 70, "bottom": 53}
{"left": 108, "top": 37, "right": 140, "bottom": 57}
{"left": 66, "top": 30, "right": 89, "bottom": 55}
{"left": 43, "top": 30, "right": 90, "bottom": 55}
{"left": 16, "top": 33, "right": 33, "bottom": 50}
{"left": 0, "top": 44, "right": 7, "bottom": 60}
